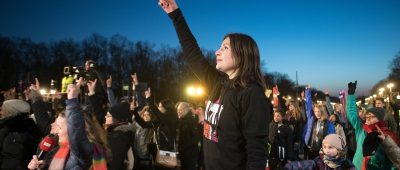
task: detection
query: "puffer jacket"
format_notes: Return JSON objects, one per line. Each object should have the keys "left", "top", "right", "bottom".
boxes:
{"left": 0, "top": 112, "right": 41, "bottom": 169}
{"left": 381, "top": 136, "right": 400, "bottom": 169}
{"left": 133, "top": 122, "right": 154, "bottom": 159}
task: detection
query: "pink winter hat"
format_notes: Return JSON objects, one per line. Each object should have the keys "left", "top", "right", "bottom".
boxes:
{"left": 322, "top": 134, "right": 346, "bottom": 150}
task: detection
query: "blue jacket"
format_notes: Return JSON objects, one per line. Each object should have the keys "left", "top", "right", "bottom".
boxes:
{"left": 303, "top": 88, "right": 335, "bottom": 146}
{"left": 65, "top": 98, "right": 94, "bottom": 169}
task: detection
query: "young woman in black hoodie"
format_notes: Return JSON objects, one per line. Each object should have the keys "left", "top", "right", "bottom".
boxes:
{"left": 158, "top": 1, "right": 272, "bottom": 169}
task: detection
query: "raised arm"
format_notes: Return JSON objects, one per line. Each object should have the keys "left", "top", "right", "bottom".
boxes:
{"left": 303, "top": 87, "right": 314, "bottom": 145}
{"left": 87, "top": 79, "right": 106, "bottom": 125}
{"left": 29, "top": 79, "right": 52, "bottom": 136}
{"left": 66, "top": 79, "right": 93, "bottom": 161}
{"left": 131, "top": 73, "right": 146, "bottom": 110}
{"left": 325, "top": 92, "right": 334, "bottom": 115}
{"left": 106, "top": 76, "right": 118, "bottom": 107}
{"left": 159, "top": 0, "right": 223, "bottom": 89}
{"left": 345, "top": 81, "right": 363, "bottom": 135}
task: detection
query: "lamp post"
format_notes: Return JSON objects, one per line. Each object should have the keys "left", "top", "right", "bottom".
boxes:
{"left": 387, "top": 83, "right": 394, "bottom": 102}
{"left": 378, "top": 88, "right": 385, "bottom": 97}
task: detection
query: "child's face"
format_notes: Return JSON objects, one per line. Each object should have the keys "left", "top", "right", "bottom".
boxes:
{"left": 273, "top": 112, "right": 283, "bottom": 123}
{"left": 322, "top": 143, "right": 338, "bottom": 157}
{"left": 314, "top": 107, "right": 322, "bottom": 119}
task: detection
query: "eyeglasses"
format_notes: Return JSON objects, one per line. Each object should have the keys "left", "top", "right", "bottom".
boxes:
{"left": 365, "top": 115, "right": 376, "bottom": 120}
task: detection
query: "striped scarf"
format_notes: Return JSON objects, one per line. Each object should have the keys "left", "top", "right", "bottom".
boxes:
{"left": 49, "top": 141, "right": 70, "bottom": 170}
{"left": 92, "top": 143, "right": 107, "bottom": 170}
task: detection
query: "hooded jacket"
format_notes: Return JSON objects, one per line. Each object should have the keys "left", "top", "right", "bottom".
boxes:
{"left": 169, "top": 9, "right": 272, "bottom": 170}
{"left": 0, "top": 100, "right": 41, "bottom": 169}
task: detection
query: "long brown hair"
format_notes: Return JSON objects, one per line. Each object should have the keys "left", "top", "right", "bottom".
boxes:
{"left": 224, "top": 33, "right": 266, "bottom": 89}
{"left": 286, "top": 100, "right": 302, "bottom": 121}
{"left": 83, "top": 111, "right": 111, "bottom": 160}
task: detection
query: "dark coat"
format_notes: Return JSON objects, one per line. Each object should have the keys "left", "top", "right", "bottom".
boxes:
{"left": 268, "top": 122, "right": 294, "bottom": 162}
{"left": 0, "top": 113, "right": 41, "bottom": 169}
{"left": 107, "top": 123, "right": 135, "bottom": 170}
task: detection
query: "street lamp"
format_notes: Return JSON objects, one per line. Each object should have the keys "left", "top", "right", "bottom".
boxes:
{"left": 387, "top": 83, "right": 394, "bottom": 102}
{"left": 186, "top": 85, "right": 204, "bottom": 98}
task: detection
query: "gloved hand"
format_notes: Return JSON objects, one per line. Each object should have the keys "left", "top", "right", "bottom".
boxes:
{"left": 348, "top": 80, "right": 357, "bottom": 95}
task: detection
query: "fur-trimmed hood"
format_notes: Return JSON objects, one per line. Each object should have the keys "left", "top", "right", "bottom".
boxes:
{"left": 1, "top": 99, "right": 31, "bottom": 119}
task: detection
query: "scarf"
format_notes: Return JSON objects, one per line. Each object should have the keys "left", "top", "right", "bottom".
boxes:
{"left": 49, "top": 141, "right": 70, "bottom": 170}
{"left": 322, "top": 154, "right": 347, "bottom": 168}
{"left": 92, "top": 143, "right": 107, "bottom": 170}
{"left": 361, "top": 121, "right": 400, "bottom": 170}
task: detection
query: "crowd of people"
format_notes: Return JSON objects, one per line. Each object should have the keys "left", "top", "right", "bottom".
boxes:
{"left": 0, "top": 0, "right": 399, "bottom": 170}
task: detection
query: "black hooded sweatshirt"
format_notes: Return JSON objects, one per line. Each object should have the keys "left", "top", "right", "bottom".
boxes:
{"left": 168, "top": 9, "right": 272, "bottom": 170}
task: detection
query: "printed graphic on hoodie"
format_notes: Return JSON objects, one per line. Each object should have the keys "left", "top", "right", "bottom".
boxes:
{"left": 203, "top": 100, "right": 223, "bottom": 142}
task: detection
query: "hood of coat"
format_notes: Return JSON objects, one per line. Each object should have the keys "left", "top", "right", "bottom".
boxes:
{"left": 1, "top": 99, "right": 31, "bottom": 119}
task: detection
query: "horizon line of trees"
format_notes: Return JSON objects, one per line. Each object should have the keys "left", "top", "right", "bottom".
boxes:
{"left": 1, "top": 33, "right": 398, "bottom": 106}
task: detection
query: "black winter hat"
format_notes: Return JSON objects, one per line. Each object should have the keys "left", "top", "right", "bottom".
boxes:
{"left": 366, "top": 107, "right": 385, "bottom": 121}
{"left": 109, "top": 102, "right": 130, "bottom": 122}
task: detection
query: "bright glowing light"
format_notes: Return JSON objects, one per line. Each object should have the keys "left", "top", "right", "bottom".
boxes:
{"left": 379, "top": 88, "right": 385, "bottom": 92}
{"left": 50, "top": 89, "right": 56, "bottom": 94}
{"left": 373, "top": 94, "right": 377, "bottom": 98}
{"left": 40, "top": 89, "right": 47, "bottom": 95}
{"left": 196, "top": 88, "right": 204, "bottom": 96}
{"left": 186, "top": 86, "right": 195, "bottom": 96}
{"left": 186, "top": 85, "right": 204, "bottom": 97}
{"left": 287, "top": 96, "right": 292, "bottom": 100}
{"left": 297, "top": 97, "right": 301, "bottom": 101}
{"left": 396, "top": 94, "right": 400, "bottom": 100}
{"left": 387, "top": 83, "right": 394, "bottom": 89}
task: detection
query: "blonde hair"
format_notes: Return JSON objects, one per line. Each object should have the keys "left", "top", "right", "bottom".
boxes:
{"left": 313, "top": 104, "right": 329, "bottom": 120}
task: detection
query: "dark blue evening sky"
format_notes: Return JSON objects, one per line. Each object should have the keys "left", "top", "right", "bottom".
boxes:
{"left": 1, "top": 0, "right": 400, "bottom": 95}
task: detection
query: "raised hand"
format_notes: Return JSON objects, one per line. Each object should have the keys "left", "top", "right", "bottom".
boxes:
{"left": 348, "top": 80, "right": 357, "bottom": 95}
{"left": 375, "top": 124, "right": 386, "bottom": 140}
{"left": 76, "top": 77, "right": 84, "bottom": 88}
{"left": 158, "top": 0, "right": 179, "bottom": 14}
{"left": 131, "top": 73, "right": 139, "bottom": 86}
{"left": 106, "top": 76, "right": 112, "bottom": 88}
{"left": 144, "top": 88, "right": 151, "bottom": 99}
{"left": 67, "top": 84, "right": 80, "bottom": 99}
{"left": 130, "top": 100, "right": 139, "bottom": 111}
{"left": 87, "top": 79, "right": 97, "bottom": 96}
